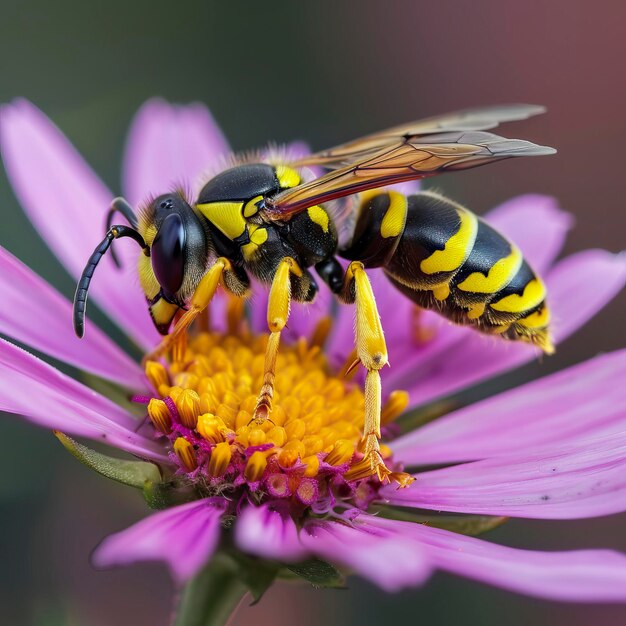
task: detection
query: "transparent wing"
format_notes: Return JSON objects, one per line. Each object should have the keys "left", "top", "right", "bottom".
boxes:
{"left": 288, "top": 104, "right": 548, "bottom": 169}
{"left": 264, "top": 130, "right": 555, "bottom": 219}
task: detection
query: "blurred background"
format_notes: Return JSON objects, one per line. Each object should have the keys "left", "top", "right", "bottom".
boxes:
{"left": 1, "top": 0, "right": 625, "bottom": 624}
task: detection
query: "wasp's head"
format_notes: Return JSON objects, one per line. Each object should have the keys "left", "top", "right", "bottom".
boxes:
{"left": 73, "top": 192, "right": 212, "bottom": 340}
{"left": 137, "top": 192, "right": 211, "bottom": 334}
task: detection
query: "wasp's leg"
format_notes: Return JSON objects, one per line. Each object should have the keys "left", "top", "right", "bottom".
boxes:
{"left": 253, "top": 257, "right": 303, "bottom": 423}
{"left": 143, "top": 258, "right": 247, "bottom": 364}
{"left": 341, "top": 261, "right": 389, "bottom": 481}
{"left": 341, "top": 261, "right": 413, "bottom": 486}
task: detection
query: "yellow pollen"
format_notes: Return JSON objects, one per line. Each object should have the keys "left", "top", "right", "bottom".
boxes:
{"left": 248, "top": 427, "right": 267, "bottom": 447}
{"left": 208, "top": 442, "right": 232, "bottom": 477}
{"left": 174, "top": 437, "right": 197, "bottom": 471}
{"left": 381, "top": 390, "right": 410, "bottom": 425}
{"left": 176, "top": 388, "right": 201, "bottom": 429}
{"left": 325, "top": 439, "right": 356, "bottom": 466}
{"left": 146, "top": 329, "right": 408, "bottom": 484}
{"left": 339, "top": 348, "right": 360, "bottom": 380}
{"left": 226, "top": 295, "right": 247, "bottom": 336}
{"left": 285, "top": 419, "right": 306, "bottom": 441}
{"left": 267, "top": 426, "right": 287, "bottom": 447}
{"left": 311, "top": 316, "right": 333, "bottom": 348}
{"left": 379, "top": 443, "right": 392, "bottom": 458}
{"left": 196, "top": 413, "right": 231, "bottom": 443}
{"left": 302, "top": 454, "right": 320, "bottom": 477}
{"left": 245, "top": 450, "right": 268, "bottom": 482}
{"left": 296, "top": 479, "right": 317, "bottom": 503}
{"left": 279, "top": 440, "right": 305, "bottom": 467}
{"left": 146, "top": 361, "right": 170, "bottom": 394}
{"left": 147, "top": 398, "right": 172, "bottom": 433}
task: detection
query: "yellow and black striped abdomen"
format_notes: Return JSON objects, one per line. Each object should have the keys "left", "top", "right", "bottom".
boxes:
{"left": 341, "top": 190, "right": 552, "bottom": 352}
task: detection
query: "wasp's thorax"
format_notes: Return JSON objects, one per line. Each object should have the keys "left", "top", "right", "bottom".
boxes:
{"left": 195, "top": 163, "right": 294, "bottom": 256}
{"left": 138, "top": 193, "right": 211, "bottom": 334}
{"left": 195, "top": 162, "right": 337, "bottom": 292}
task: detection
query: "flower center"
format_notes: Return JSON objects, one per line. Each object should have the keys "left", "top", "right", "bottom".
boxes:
{"left": 143, "top": 310, "right": 409, "bottom": 516}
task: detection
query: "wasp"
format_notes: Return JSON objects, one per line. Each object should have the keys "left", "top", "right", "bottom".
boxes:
{"left": 73, "top": 104, "right": 556, "bottom": 482}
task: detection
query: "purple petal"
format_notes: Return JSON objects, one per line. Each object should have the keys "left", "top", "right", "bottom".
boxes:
{"left": 235, "top": 503, "right": 310, "bottom": 562}
{"left": 390, "top": 250, "right": 626, "bottom": 406}
{"left": 0, "top": 339, "right": 165, "bottom": 462}
{"left": 393, "top": 350, "right": 626, "bottom": 465}
{"left": 123, "top": 99, "right": 229, "bottom": 206}
{"left": 93, "top": 498, "right": 226, "bottom": 584}
{"left": 248, "top": 281, "right": 334, "bottom": 341}
{"left": 0, "top": 246, "right": 145, "bottom": 389}
{"left": 259, "top": 141, "right": 312, "bottom": 164}
{"left": 388, "top": 179, "right": 422, "bottom": 197}
{"left": 385, "top": 430, "right": 626, "bottom": 519}
{"left": 299, "top": 519, "right": 431, "bottom": 592}
{"left": 484, "top": 194, "right": 573, "bottom": 273}
{"left": 287, "top": 288, "right": 335, "bottom": 341}
{"left": 0, "top": 99, "right": 157, "bottom": 348}
{"left": 366, "top": 516, "right": 626, "bottom": 602}
{"left": 235, "top": 506, "right": 431, "bottom": 592}
{"left": 283, "top": 141, "right": 310, "bottom": 161}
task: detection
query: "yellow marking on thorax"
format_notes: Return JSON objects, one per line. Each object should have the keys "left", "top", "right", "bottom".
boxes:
{"left": 420, "top": 209, "right": 478, "bottom": 275}
{"left": 244, "top": 195, "right": 263, "bottom": 217}
{"left": 490, "top": 278, "right": 546, "bottom": 313}
{"left": 242, "top": 224, "right": 269, "bottom": 260}
{"left": 197, "top": 201, "right": 246, "bottom": 239}
{"left": 359, "top": 189, "right": 383, "bottom": 205}
{"left": 518, "top": 305, "right": 550, "bottom": 328}
{"left": 307, "top": 205, "right": 329, "bottom": 233}
{"left": 457, "top": 246, "right": 523, "bottom": 293}
{"left": 381, "top": 191, "right": 408, "bottom": 239}
{"left": 276, "top": 165, "right": 301, "bottom": 188}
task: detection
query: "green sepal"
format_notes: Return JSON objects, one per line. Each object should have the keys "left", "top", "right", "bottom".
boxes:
{"left": 284, "top": 559, "right": 346, "bottom": 589}
{"left": 142, "top": 478, "right": 199, "bottom": 510}
{"left": 239, "top": 560, "right": 280, "bottom": 604}
{"left": 372, "top": 504, "right": 508, "bottom": 536}
{"left": 174, "top": 552, "right": 248, "bottom": 626}
{"left": 229, "top": 552, "right": 280, "bottom": 604}
{"left": 55, "top": 431, "right": 161, "bottom": 488}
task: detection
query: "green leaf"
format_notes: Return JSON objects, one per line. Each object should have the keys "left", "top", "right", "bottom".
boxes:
{"left": 285, "top": 559, "right": 346, "bottom": 589}
{"left": 55, "top": 432, "right": 161, "bottom": 488}
{"left": 371, "top": 504, "right": 508, "bottom": 536}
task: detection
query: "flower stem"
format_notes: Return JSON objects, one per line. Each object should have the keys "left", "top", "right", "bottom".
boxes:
{"left": 173, "top": 554, "right": 249, "bottom": 626}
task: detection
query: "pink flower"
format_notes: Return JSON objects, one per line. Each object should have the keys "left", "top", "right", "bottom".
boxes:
{"left": 2, "top": 98, "right": 626, "bottom": 603}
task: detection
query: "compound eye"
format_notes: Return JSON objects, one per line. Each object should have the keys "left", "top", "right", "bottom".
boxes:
{"left": 151, "top": 213, "right": 186, "bottom": 297}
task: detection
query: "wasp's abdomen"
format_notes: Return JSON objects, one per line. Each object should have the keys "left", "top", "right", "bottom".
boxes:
{"left": 341, "top": 191, "right": 552, "bottom": 352}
